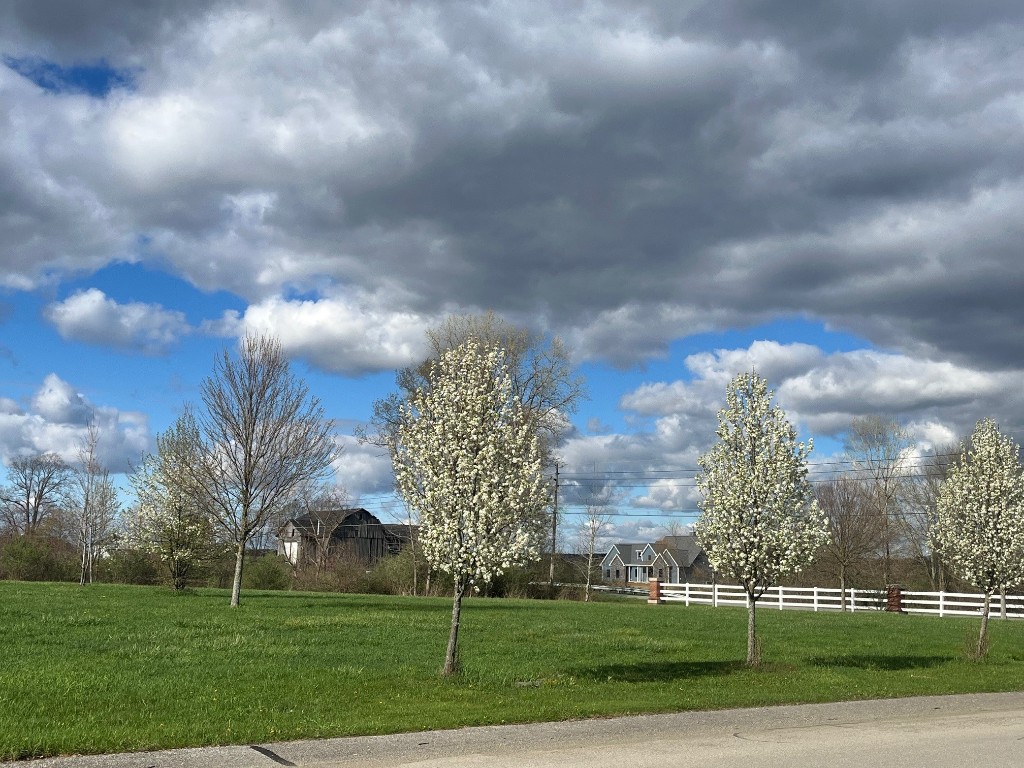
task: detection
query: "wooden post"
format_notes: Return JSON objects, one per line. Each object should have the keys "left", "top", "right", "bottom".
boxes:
{"left": 886, "top": 584, "right": 904, "bottom": 613}
{"left": 648, "top": 578, "right": 663, "bottom": 605}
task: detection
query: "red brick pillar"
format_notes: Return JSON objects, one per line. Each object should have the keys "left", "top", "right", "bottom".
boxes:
{"left": 886, "top": 584, "right": 904, "bottom": 613}
{"left": 648, "top": 578, "right": 663, "bottom": 605}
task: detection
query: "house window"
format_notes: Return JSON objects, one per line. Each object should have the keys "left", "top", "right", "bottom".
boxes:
{"left": 615, "top": 569, "right": 620, "bottom": 579}
{"left": 636, "top": 550, "right": 643, "bottom": 561}
{"left": 605, "top": 569, "right": 610, "bottom": 578}
{"left": 658, "top": 568, "right": 663, "bottom": 579}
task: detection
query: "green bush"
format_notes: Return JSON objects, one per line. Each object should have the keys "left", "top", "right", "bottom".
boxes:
{"left": 242, "top": 554, "right": 292, "bottom": 590}
{"left": 0, "top": 536, "right": 77, "bottom": 582}
{"left": 96, "top": 549, "right": 161, "bottom": 585}
{"left": 366, "top": 548, "right": 429, "bottom": 596}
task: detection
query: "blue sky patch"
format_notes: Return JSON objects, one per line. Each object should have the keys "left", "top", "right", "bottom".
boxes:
{"left": 3, "top": 55, "right": 134, "bottom": 97}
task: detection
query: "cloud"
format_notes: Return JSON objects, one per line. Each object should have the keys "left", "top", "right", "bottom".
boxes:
{"left": 0, "top": 373, "right": 149, "bottom": 472}
{"left": 332, "top": 436, "right": 395, "bottom": 498}
{"left": 31, "top": 373, "right": 94, "bottom": 425}
{"left": 45, "top": 288, "right": 189, "bottom": 353}
{"left": 555, "top": 339, "right": 1024, "bottom": 517}
{"left": 215, "top": 294, "right": 436, "bottom": 377}
{"left": 4, "top": 2, "right": 1024, "bottom": 375}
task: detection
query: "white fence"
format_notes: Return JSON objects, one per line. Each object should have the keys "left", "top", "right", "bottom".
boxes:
{"left": 654, "top": 581, "right": 1024, "bottom": 618}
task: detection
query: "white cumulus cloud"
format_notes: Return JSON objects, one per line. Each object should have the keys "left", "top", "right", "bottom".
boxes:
{"left": 220, "top": 294, "right": 437, "bottom": 376}
{"left": 45, "top": 288, "right": 190, "bottom": 353}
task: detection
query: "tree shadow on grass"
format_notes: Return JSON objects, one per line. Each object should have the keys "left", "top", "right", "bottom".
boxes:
{"left": 572, "top": 659, "right": 744, "bottom": 683}
{"left": 807, "top": 654, "right": 953, "bottom": 671}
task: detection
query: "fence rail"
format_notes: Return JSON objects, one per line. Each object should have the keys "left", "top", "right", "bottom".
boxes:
{"left": 651, "top": 581, "right": 1024, "bottom": 618}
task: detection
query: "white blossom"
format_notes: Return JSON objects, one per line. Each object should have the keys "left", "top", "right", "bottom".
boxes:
{"left": 128, "top": 416, "right": 220, "bottom": 590}
{"left": 695, "top": 372, "right": 827, "bottom": 665}
{"left": 932, "top": 418, "right": 1024, "bottom": 656}
{"left": 392, "top": 339, "right": 549, "bottom": 675}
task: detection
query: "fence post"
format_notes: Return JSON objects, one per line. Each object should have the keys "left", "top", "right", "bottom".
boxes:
{"left": 939, "top": 590, "right": 945, "bottom": 618}
{"left": 851, "top": 588, "right": 856, "bottom": 612}
{"left": 813, "top": 586, "right": 819, "bottom": 612}
{"left": 886, "top": 584, "right": 904, "bottom": 613}
{"left": 778, "top": 586, "right": 784, "bottom": 610}
{"left": 648, "top": 578, "right": 663, "bottom": 605}
{"left": 684, "top": 582, "right": 690, "bottom": 607}
{"left": 713, "top": 581, "right": 718, "bottom": 608}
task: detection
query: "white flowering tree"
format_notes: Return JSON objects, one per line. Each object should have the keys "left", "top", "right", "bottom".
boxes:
{"left": 695, "top": 372, "right": 827, "bottom": 666}
{"left": 392, "top": 339, "right": 549, "bottom": 676}
{"left": 932, "top": 418, "right": 1024, "bottom": 658}
{"left": 129, "top": 414, "right": 221, "bottom": 590}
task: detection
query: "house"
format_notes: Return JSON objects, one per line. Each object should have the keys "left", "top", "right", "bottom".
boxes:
{"left": 599, "top": 534, "right": 710, "bottom": 585}
{"left": 600, "top": 542, "right": 657, "bottom": 584}
{"left": 277, "top": 507, "right": 416, "bottom": 567}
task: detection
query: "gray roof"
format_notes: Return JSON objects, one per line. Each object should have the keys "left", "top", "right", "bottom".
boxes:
{"left": 654, "top": 535, "right": 705, "bottom": 568}
{"left": 283, "top": 507, "right": 377, "bottom": 536}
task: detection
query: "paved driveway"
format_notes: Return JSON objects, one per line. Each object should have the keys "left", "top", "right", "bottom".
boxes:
{"left": 27, "top": 691, "right": 1024, "bottom": 768}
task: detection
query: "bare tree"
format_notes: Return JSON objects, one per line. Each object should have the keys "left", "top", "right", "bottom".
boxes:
{"left": 71, "top": 422, "right": 120, "bottom": 584}
{"left": 287, "top": 480, "right": 349, "bottom": 577}
{"left": 1, "top": 453, "right": 73, "bottom": 536}
{"left": 660, "top": 516, "right": 691, "bottom": 538}
{"left": 815, "top": 476, "right": 884, "bottom": 608}
{"left": 575, "top": 505, "right": 614, "bottom": 601}
{"left": 901, "top": 443, "right": 959, "bottom": 590}
{"left": 187, "top": 335, "right": 337, "bottom": 607}
{"left": 843, "top": 415, "right": 911, "bottom": 586}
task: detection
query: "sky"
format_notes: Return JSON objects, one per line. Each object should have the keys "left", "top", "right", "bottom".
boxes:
{"left": 4, "top": 1, "right": 1024, "bottom": 546}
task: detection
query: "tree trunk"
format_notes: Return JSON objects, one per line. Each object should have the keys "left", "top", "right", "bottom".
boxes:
{"left": 839, "top": 564, "right": 847, "bottom": 611}
{"left": 230, "top": 542, "right": 245, "bottom": 607}
{"left": 443, "top": 579, "right": 466, "bottom": 676}
{"left": 409, "top": 523, "right": 418, "bottom": 597}
{"left": 977, "top": 592, "right": 991, "bottom": 658}
{"left": 80, "top": 537, "right": 89, "bottom": 586}
{"left": 746, "top": 593, "right": 758, "bottom": 666}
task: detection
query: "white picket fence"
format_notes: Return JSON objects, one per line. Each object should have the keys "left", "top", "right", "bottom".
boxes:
{"left": 654, "top": 581, "right": 1024, "bottom": 618}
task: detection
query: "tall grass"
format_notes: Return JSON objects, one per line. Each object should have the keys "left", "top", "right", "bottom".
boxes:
{"left": 1, "top": 581, "right": 1022, "bottom": 759}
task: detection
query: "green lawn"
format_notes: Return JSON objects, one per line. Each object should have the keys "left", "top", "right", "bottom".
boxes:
{"left": 1, "top": 582, "right": 1023, "bottom": 760}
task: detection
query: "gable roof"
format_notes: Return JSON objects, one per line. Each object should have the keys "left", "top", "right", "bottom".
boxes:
{"left": 282, "top": 507, "right": 378, "bottom": 536}
{"left": 654, "top": 535, "right": 705, "bottom": 568}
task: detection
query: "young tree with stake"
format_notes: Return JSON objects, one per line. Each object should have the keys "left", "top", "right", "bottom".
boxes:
{"left": 932, "top": 418, "right": 1024, "bottom": 658}
{"left": 695, "top": 372, "right": 827, "bottom": 666}
{"left": 392, "top": 339, "right": 549, "bottom": 676}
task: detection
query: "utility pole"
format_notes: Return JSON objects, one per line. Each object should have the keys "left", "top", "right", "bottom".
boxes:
{"left": 548, "top": 462, "right": 559, "bottom": 589}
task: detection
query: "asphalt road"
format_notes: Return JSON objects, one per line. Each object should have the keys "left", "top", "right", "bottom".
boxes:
{"left": 26, "top": 691, "right": 1024, "bottom": 768}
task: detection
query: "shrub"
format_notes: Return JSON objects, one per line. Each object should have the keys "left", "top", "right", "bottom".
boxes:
{"left": 366, "top": 549, "right": 430, "bottom": 596}
{"left": 0, "top": 536, "right": 78, "bottom": 582}
{"left": 96, "top": 549, "right": 161, "bottom": 585}
{"left": 242, "top": 554, "right": 292, "bottom": 591}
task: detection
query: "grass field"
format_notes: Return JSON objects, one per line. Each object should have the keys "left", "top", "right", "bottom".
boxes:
{"left": 1, "top": 581, "right": 1023, "bottom": 760}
